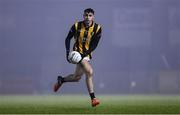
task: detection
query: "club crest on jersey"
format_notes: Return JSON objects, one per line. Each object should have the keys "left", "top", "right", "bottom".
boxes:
{"left": 82, "top": 37, "right": 86, "bottom": 43}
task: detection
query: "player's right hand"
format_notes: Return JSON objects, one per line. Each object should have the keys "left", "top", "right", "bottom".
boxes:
{"left": 66, "top": 52, "right": 71, "bottom": 63}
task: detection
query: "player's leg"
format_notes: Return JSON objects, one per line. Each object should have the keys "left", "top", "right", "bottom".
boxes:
{"left": 62, "top": 64, "right": 84, "bottom": 82}
{"left": 53, "top": 64, "right": 84, "bottom": 92}
{"left": 81, "top": 60, "right": 94, "bottom": 93}
{"left": 81, "top": 59, "right": 100, "bottom": 107}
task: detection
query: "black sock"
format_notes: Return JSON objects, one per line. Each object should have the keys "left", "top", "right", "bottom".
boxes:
{"left": 58, "top": 76, "right": 65, "bottom": 84}
{"left": 61, "top": 77, "right": 64, "bottom": 82}
{"left": 89, "top": 92, "right": 96, "bottom": 100}
{"left": 61, "top": 77, "right": 65, "bottom": 83}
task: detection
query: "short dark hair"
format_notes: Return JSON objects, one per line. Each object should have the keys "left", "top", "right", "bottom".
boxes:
{"left": 84, "top": 8, "right": 94, "bottom": 14}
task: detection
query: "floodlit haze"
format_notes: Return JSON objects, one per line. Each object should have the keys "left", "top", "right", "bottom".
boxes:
{"left": 0, "top": 0, "right": 180, "bottom": 94}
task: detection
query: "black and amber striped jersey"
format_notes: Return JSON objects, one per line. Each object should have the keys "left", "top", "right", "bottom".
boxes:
{"left": 65, "top": 21, "right": 102, "bottom": 59}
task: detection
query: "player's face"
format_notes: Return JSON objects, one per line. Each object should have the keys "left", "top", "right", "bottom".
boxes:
{"left": 83, "top": 12, "right": 94, "bottom": 26}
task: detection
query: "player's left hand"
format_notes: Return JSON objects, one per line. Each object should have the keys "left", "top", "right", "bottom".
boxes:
{"left": 80, "top": 53, "right": 86, "bottom": 59}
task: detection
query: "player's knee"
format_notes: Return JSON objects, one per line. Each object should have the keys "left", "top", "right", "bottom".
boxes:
{"left": 86, "top": 68, "right": 93, "bottom": 77}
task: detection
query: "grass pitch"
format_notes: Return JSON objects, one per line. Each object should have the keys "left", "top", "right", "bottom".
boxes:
{"left": 0, "top": 95, "right": 180, "bottom": 114}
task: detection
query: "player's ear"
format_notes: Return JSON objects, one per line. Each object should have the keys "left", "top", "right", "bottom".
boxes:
{"left": 83, "top": 13, "right": 86, "bottom": 18}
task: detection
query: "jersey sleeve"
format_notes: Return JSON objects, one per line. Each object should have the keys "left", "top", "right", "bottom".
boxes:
{"left": 65, "top": 24, "right": 76, "bottom": 53}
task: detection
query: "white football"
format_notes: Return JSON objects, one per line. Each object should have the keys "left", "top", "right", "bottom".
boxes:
{"left": 68, "top": 51, "right": 82, "bottom": 64}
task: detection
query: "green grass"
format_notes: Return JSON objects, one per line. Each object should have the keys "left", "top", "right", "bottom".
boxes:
{"left": 0, "top": 95, "right": 180, "bottom": 114}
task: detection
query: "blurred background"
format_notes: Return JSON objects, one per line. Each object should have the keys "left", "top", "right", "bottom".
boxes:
{"left": 0, "top": 0, "right": 180, "bottom": 95}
